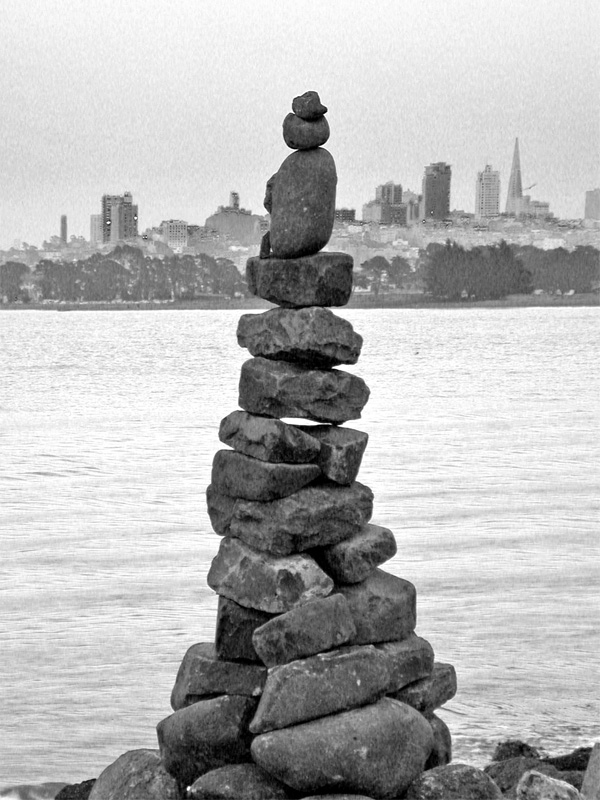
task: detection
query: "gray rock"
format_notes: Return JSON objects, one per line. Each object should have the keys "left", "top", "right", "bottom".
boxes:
{"left": 292, "top": 90, "right": 328, "bottom": 120}
{"left": 211, "top": 449, "right": 320, "bottom": 501}
{"left": 485, "top": 758, "right": 562, "bottom": 798}
{"left": 516, "top": 770, "right": 582, "bottom": 800}
{"left": 251, "top": 697, "right": 434, "bottom": 798}
{"left": 206, "top": 481, "right": 373, "bottom": 555}
{"left": 405, "top": 763, "right": 503, "bottom": 799}
{"left": 582, "top": 743, "right": 600, "bottom": 799}
{"left": 545, "top": 749, "right": 593, "bottom": 772}
{"left": 337, "top": 568, "right": 417, "bottom": 645}
{"left": 283, "top": 112, "right": 330, "bottom": 150}
{"left": 56, "top": 780, "right": 96, "bottom": 800}
{"left": 249, "top": 644, "right": 391, "bottom": 734}
{"left": 295, "top": 424, "right": 368, "bottom": 484}
{"left": 314, "top": 522, "right": 397, "bottom": 583}
{"left": 207, "top": 537, "right": 333, "bottom": 613}
{"left": 215, "top": 595, "right": 274, "bottom": 662}
{"left": 239, "top": 357, "right": 370, "bottom": 424}
{"left": 87, "top": 749, "right": 179, "bottom": 800}
{"left": 425, "top": 714, "right": 453, "bottom": 770}
{"left": 156, "top": 695, "right": 256, "bottom": 788}
{"left": 375, "top": 635, "right": 435, "bottom": 693}
{"left": 237, "top": 306, "right": 363, "bottom": 368}
{"left": 390, "top": 662, "right": 457, "bottom": 715}
{"left": 246, "top": 251, "right": 353, "bottom": 308}
{"left": 252, "top": 593, "right": 356, "bottom": 666}
{"left": 187, "top": 763, "right": 291, "bottom": 799}
{"left": 269, "top": 148, "right": 336, "bottom": 259}
{"left": 494, "top": 741, "right": 542, "bottom": 761}
{"left": 302, "top": 796, "right": 375, "bottom": 800}
{"left": 170, "top": 642, "right": 267, "bottom": 710}
{"left": 218, "top": 411, "right": 320, "bottom": 464}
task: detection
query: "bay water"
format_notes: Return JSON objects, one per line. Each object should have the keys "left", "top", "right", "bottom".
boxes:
{"left": 1, "top": 306, "right": 598, "bottom": 790}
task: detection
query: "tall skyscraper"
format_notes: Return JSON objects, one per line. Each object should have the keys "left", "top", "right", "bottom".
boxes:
{"left": 101, "top": 191, "right": 138, "bottom": 243}
{"left": 375, "top": 182, "right": 403, "bottom": 205}
{"left": 505, "top": 138, "right": 523, "bottom": 215}
{"left": 475, "top": 165, "right": 501, "bottom": 217}
{"left": 585, "top": 189, "right": 600, "bottom": 220}
{"left": 60, "top": 215, "right": 67, "bottom": 244}
{"left": 422, "top": 162, "right": 451, "bottom": 220}
{"left": 90, "top": 214, "right": 103, "bottom": 245}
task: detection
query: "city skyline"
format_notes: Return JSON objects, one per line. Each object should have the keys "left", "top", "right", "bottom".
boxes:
{"left": 1, "top": 0, "right": 598, "bottom": 249}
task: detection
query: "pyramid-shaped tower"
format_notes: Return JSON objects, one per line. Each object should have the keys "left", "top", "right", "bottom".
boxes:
{"left": 156, "top": 92, "right": 457, "bottom": 800}
{"left": 505, "top": 137, "right": 523, "bottom": 215}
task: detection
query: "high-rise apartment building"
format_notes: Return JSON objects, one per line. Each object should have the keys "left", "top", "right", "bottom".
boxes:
{"left": 90, "top": 214, "right": 103, "bottom": 245}
{"left": 60, "top": 215, "right": 67, "bottom": 244}
{"left": 505, "top": 139, "right": 523, "bottom": 215}
{"left": 475, "top": 165, "right": 501, "bottom": 217}
{"left": 101, "top": 191, "right": 138, "bottom": 243}
{"left": 422, "top": 162, "right": 451, "bottom": 220}
{"left": 375, "top": 182, "right": 403, "bottom": 205}
{"left": 160, "top": 219, "right": 188, "bottom": 251}
{"left": 585, "top": 189, "right": 600, "bottom": 220}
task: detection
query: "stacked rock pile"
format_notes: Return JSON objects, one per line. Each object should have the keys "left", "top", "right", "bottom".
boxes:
{"left": 156, "top": 92, "right": 457, "bottom": 800}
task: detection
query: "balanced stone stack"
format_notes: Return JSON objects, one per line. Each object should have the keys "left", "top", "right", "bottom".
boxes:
{"left": 157, "top": 92, "right": 457, "bottom": 800}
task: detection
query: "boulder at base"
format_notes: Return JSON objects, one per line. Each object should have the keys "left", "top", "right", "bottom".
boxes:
{"left": 87, "top": 749, "right": 179, "bottom": 800}
{"left": 246, "top": 252, "right": 353, "bottom": 308}
{"left": 187, "top": 763, "right": 291, "bottom": 799}
{"left": 516, "top": 770, "right": 582, "bottom": 800}
{"left": 404, "top": 763, "right": 503, "bottom": 799}
{"left": 218, "top": 411, "right": 320, "bottom": 464}
{"left": 251, "top": 697, "right": 433, "bottom": 799}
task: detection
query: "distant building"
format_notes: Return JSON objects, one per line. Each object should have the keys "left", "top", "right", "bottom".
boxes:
{"left": 375, "top": 182, "right": 403, "bottom": 205}
{"left": 362, "top": 181, "right": 408, "bottom": 225}
{"left": 160, "top": 219, "right": 188, "bottom": 251}
{"left": 101, "top": 191, "right": 138, "bottom": 243}
{"left": 205, "top": 192, "right": 263, "bottom": 245}
{"left": 60, "top": 215, "right": 67, "bottom": 244}
{"left": 90, "top": 214, "right": 103, "bottom": 245}
{"left": 505, "top": 138, "right": 523, "bottom": 215}
{"left": 422, "top": 163, "right": 451, "bottom": 220}
{"left": 475, "top": 165, "right": 500, "bottom": 217}
{"left": 335, "top": 208, "right": 356, "bottom": 223}
{"left": 585, "top": 189, "right": 600, "bottom": 220}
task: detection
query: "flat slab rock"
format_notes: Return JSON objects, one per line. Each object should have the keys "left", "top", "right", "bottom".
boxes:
{"left": 207, "top": 481, "right": 373, "bottom": 556}
{"left": 246, "top": 251, "right": 353, "bottom": 308}
{"left": 215, "top": 596, "right": 274, "bottom": 663}
{"left": 170, "top": 642, "right": 267, "bottom": 710}
{"left": 218, "top": 411, "right": 320, "bottom": 464}
{"left": 87, "top": 749, "right": 179, "bottom": 800}
{"left": 207, "top": 537, "right": 333, "bottom": 613}
{"left": 295, "top": 424, "right": 368, "bottom": 484}
{"left": 252, "top": 593, "right": 356, "bottom": 667}
{"left": 251, "top": 697, "right": 434, "bottom": 799}
{"left": 239, "top": 357, "right": 370, "bottom": 424}
{"left": 405, "top": 763, "right": 503, "bottom": 800}
{"left": 375, "top": 635, "right": 435, "bottom": 693}
{"left": 390, "top": 662, "right": 457, "bottom": 715}
{"left": 237, "top": 306, "right": 363, "bottom": 368}
{"left": 314, "top": 522, "right": 397, "bottom": 584}
{"left": 157, "top": 695, "right": 256, "bottom": 788}
{"left": 337, "top": 568, "right": 417, "bottom": 646}
{"left": 250, "top": 644, "right": 391, "bottom": 734}
{"left": 188, "top": 763, "right": 291, "bottom": 799}
{"left": 211, "top": 449, "right": 320, "bottom": 501}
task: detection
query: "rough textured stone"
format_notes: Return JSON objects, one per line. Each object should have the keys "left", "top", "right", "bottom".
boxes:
{"left": 87, "top": 749, "right": 179, "bottom": 800}
{"left": 218, "top": 411, "right": 320, "bottom": 464}
{"left": 170, "top": 642, "right": 267, "bottom": 710}
{"left": 425, "top": 714, "right": 453, "bottom": 770}
{"left": 485, "top": 758, "right": 562, "bottom": 797}
{"left": 493, "top": 741, "right": 542, "bottom": 761}
{"left": 211, "top": 449, "right": 320, "bottom": 501}
{"left": 252, "top": 593, "right": 356, "bottom": 666}
{"left": 375, "top": 635, "right": 435, "bottom": 693}
{"left": 292, "top": 90, "right": 327, "bottom": 120}
{"left": 239, "top": 357, "right": 370, "bottom": 424}
{"left": 250, "top": 644, "right": 391, "bottom": 734}
{"left": 237, "top": 306, "right": 363, "bottom": 368}
{"left": 545, "top": 748, "right": 593, "bottom": 772}
{"left": 251, "top": 697, "right": 434, "bottom": 799}
{"left": 405, "top": 763, "right": 503, "bottom": 799}
{"left": 215, "top": 595, "right": 274, "bottom": 663}
{"left": 188, "top": 763, "right": 291, "bottom": 799}
{"left": 582, "top": 743, "right": 600, "bottom": 799}
{"left": 516, "top": 770, "right": 582, "bottom": 800}
{"left": 269, "top": 147, "right": 336, "bottom": 258}
{"left": 207, "top": 481, "right": 373, "bottom": 555}
{"left": 302, "top": 796, "right": 375, "bottom": 800}
{"left": 246, "top": 251, "right": 353, "bottom": 308}
{"left": 295, "top": 423, "right": 368, "bottom": 484}
{"left": 207, "top": 537, "right": 333, "bottom": 613}
{"left": 390, "top": 662, "right": 457, "bottom": 715}
{"left": 314, "top": 522, "right": 397, "bottom": 583}
{"left": 56, "top": 782, "right": 96, "bottom": 800}
{"left": 157, "top": 695, "right": 256, "bottom": 787}
{"left": 337, "top": 568, "right": 417, "bottom": 645}
{"left": 283, "top": 112, "right": 330, "bottom": 149}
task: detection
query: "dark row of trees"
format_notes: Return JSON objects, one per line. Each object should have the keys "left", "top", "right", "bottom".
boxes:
{"left": 0, "top": 246, "right": 246, "bottom": 304}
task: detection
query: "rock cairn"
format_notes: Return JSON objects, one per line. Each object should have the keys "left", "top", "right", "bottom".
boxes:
{"left": 156, "top": 91, "right": 458, "bottom": 800}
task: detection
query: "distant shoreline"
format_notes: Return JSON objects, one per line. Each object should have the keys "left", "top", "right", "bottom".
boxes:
{"left": 1, "top": 292, "right": 598, "bottom": 312}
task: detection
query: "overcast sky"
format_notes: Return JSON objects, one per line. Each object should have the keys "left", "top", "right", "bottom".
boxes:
{"left": 1, "top": 0, "right": 598, "bottom": 249}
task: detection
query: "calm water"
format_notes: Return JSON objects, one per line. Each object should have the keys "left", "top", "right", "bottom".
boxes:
{"left": 1, "top": 306, "right": 599, "bottom": 790}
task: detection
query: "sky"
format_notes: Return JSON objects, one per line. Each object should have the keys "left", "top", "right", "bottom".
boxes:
{"left": 1, "top": 0, "right": 598, "bottom": 249}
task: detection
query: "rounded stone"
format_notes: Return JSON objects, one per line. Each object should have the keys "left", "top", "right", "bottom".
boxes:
{"left": 283, "top": 113, "right": 330, "bottom": 150}
{"left": 88, "top": 749, "right": 179, "bottom": 800}
{"left": 292, "top": 90, "right": 328, "bottom": 120}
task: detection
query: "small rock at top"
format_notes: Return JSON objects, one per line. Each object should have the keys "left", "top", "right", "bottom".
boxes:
{"left": 293, "top": 90, "right": 328, "bottom": 120}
